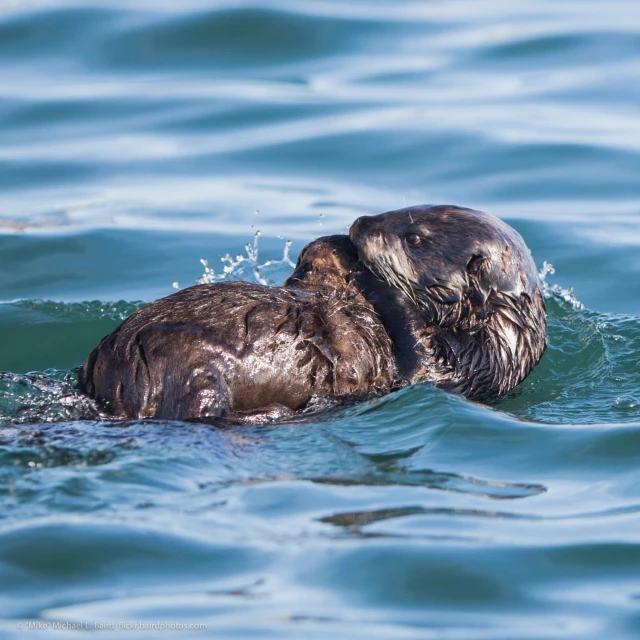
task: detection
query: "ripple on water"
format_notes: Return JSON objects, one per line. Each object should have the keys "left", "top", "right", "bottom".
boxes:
{"left": 2, "top": 1, "right": 640, "bottom": 637}
{"left": 0, "top": 518, "right": 272, "bottom": 619}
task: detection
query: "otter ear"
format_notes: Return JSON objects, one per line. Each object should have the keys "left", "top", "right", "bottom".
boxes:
{"left": 466, "top": 254, "right": 491, "bottom": 304}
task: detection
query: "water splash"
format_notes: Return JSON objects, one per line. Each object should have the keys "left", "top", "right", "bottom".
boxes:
{"left": 174, "top": 232, "right": 296, "bottom": 289}
{"left": 539, "top": 261, "right": 584, "bottom": 309}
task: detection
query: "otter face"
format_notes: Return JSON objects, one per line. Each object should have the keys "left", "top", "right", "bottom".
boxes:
{"left": 349, "top": 205, "right": 541, "bottom": 326}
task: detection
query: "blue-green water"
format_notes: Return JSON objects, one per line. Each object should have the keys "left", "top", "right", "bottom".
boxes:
{"left": 2, "top": 1, "right": 640, "bottom": 637}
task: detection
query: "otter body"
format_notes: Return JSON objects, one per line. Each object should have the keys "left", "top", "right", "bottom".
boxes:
{"left": 79, "top": 206, "right": 546, "bottom": 422}
{"left": 78, "top": 236, "right": 394, "bottom": 422}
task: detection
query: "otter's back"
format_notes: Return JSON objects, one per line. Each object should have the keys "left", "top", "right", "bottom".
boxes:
{"left": 78, "top": 281, "right": 393, "bottom": 421}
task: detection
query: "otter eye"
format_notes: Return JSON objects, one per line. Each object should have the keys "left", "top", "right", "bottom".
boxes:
{"left": 406, "top": 233, "right": 422, "bottom": 246}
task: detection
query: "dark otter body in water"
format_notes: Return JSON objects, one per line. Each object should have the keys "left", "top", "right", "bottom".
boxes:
{"left": 78, "top": 205, "right": 546, "bottom": 422}
{"left": 78, "top": 236, "right": 394, "bottom": 422}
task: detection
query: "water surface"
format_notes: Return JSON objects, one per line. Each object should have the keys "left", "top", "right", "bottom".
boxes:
{"left": 2, "top": 1, "right": 640, "bottom": 637}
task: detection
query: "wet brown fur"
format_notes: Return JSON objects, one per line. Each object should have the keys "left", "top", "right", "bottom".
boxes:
{"left": 78, "top": 236, "right": 394, "bottom": 423}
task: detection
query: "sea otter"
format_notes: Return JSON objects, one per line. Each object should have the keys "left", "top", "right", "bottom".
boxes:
{"left": 78, "top": 205, "right": 546, "bottom": 422}
{"left": 77, "top": 235, "right": 394, "bottom": 423}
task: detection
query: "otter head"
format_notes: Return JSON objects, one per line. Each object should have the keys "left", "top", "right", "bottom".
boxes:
{"left": 350, "top": 205, "right": 540, "bottom": 326}
{"left": 284, "top": 235, "right": 359, "bottom": 290}
{"left": 349, "top": 205, "right": 546, "bottom": 397}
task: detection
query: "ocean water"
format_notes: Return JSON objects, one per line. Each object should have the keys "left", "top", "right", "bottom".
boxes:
{"left": 1, "top": 1, "right": 640, "bottom": 637}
